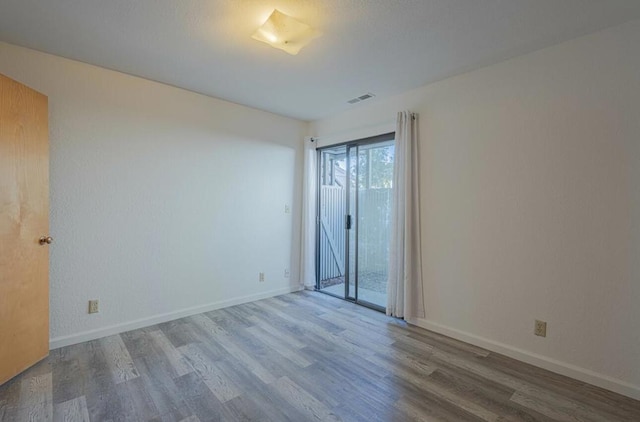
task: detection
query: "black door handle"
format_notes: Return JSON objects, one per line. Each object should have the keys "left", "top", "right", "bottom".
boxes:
{"left": 346, "top": 215, "right": 352, "bottom": 230}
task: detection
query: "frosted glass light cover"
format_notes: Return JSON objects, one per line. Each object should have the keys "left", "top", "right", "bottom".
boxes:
{"left": 251, "top": 9, "right": 320, "bottom": 55}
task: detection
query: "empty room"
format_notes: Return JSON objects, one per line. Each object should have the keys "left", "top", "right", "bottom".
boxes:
{"left": 1, "top": 1, "right": 639, "bottom": 421}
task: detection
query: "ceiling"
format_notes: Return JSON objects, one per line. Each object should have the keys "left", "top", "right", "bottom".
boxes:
{"left": 1, "top": 1, "right": 640, "bottom": 121}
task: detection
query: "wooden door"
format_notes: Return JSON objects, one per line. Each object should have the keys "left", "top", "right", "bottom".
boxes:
{"left": 0, "top": 73, "right": 50, "bottom": 385}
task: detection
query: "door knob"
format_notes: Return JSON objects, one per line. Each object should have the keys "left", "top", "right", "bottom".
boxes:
{"left": 39, "top": 236, "right": 53, "bottom": 245}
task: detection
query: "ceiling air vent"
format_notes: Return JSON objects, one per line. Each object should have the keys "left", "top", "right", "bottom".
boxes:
{"left": 347, "top": 92, "right": 376, "bottom": 104}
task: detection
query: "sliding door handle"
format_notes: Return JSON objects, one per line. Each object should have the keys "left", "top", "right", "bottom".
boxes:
{"left": 346, "top": 215, "right": 352, "bottom": 230}
{"left": 39, "top": 236, "right": 53, "bottom": 245}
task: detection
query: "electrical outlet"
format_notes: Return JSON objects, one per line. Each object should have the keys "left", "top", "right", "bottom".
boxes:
{"left": 284, "top": 269, "right": 290, "bottom": 278}
{"left": 534, "top": 320, "right": 547, "bottom": 337}
{"left": 284, "top": 204, "right": 291, "bottom": 214}
{"left": 259, "top": 272, "right": 265, "bottom": 282}
{"left": 88, "top": 300, "right": 99, "bottom": 314}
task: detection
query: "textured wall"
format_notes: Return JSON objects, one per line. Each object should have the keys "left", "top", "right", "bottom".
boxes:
{"left": 0, "top": 42, "right": 307, "bottom": 346}
{"left": 312, "top": 20, "right": 640, "bottom": 398}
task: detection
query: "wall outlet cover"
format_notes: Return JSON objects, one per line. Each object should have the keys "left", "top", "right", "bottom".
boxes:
{"left": 534, "top": 320, "right": 547, "bottom": 337}
{"left": 88, "top": 300, "right": 99, "bottom": 314}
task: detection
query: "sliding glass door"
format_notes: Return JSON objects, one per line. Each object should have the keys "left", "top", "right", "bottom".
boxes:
{"left": 316, "top": 133, "right": 395, "bottom": 311}
{"left": 317, "top": 144, "right": 348, "bottom": 299}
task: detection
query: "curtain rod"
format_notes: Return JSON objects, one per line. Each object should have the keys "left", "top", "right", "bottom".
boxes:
{"left": 310, "top": 119, "right": 396, "bottom": 145}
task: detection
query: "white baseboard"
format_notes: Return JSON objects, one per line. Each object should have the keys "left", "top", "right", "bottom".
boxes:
{"left": 49, "top": 286, "right": 302, "bottom": 350}
{"left": 407, "top": 317, "right": 640, "bottom": 401}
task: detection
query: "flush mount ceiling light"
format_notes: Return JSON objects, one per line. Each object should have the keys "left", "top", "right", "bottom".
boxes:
{"left": 251, "top": 9, "right": 321, "bottom": 55}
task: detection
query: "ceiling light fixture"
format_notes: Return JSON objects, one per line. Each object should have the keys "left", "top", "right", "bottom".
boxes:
{"left": 251, "top": 9, "right": 320, "bottom": 55}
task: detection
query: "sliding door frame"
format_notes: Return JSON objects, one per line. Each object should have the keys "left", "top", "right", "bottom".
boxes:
{"left": 315, "top": 132, "right": 395, "bottom": 312}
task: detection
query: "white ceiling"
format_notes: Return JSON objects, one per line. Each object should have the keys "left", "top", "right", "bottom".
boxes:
{"left": 1, "top": 1, "right": 640, "bottom": 121}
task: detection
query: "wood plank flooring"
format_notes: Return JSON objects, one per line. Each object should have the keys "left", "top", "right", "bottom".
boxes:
{"left": 1, "top": 291, "right": 639, "bottom": 421}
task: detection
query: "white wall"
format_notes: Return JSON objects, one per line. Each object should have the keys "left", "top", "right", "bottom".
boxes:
{"left": 0, "top": 42, "right": 308, "bottom": 348}
{"left": 312, "top": 20, "right": 640, "bottom": 399}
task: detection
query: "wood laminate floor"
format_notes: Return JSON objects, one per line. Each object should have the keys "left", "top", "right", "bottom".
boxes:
{"left": 1, "top": 291, "right": 639, "bottom": 421}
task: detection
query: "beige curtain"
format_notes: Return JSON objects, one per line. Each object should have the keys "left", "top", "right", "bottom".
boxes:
{"left": 387, "top": 111, "right": 425, "bottom": 319}
{"left": 300, "top": 137, "right": 317, "bottom": 289}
